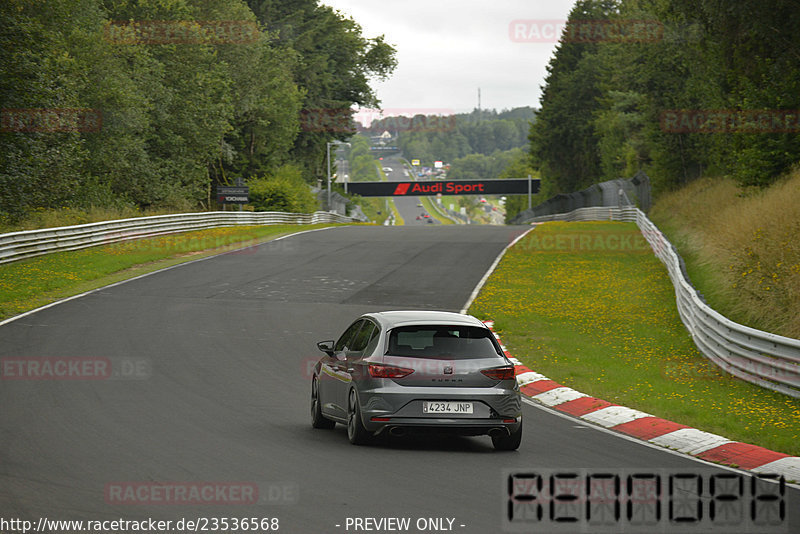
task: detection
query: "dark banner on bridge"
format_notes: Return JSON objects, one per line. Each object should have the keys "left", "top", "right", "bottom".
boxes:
{"left": 348, "top": 178, "right": 540, "bottom": 197}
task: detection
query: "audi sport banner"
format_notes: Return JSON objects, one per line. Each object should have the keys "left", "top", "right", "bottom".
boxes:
{"left": 348, "top": 178, "right": 539, "bottom": 197}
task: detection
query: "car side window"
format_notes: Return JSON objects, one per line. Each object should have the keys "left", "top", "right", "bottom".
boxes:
{"left": 335, "top": 320, "right": 364, "bottom": 352}
{"left": 349, "top": 320, "right": 377, "bottom": 354}
{"left": 363, "top": 324, "right": 381, "bottom": 354}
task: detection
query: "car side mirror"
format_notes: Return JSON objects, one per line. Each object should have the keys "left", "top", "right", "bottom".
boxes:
{"left": 317, "top": 340, "right": 335, "bottom": 356}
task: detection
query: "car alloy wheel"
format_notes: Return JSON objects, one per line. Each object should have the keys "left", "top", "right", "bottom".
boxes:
{"left": 347, "top": 389, "right": 371, "bottom": 445}
{"left": 311, "top": 377, "right": 335, "bottom": 429}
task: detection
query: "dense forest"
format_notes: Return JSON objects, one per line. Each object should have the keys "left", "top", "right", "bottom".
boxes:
{"left": 351, "top": 107, "right": 534, "bottom": 186}
{"left": 361, "top": 107, "right": 535, "bottom": 167}
{"left": 530, "top": 0, "right": 800, "bottom": 198}
{"left": 4, "top": 0, "right": 798, "bottom": 224}
{"left": 0, "top": 0, "right": 396, "bottom": 220}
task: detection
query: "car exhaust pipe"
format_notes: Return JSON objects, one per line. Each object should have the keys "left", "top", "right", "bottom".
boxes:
{"left": 389, "top": 427, "right": 406, "bottom": 437}
{"left": 488, "top": 428, "right": 508, "bottom": 438}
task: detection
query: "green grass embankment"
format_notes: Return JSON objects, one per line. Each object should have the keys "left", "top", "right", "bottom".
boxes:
{"left": 469, "top": 221, "right": 800, "bottom": 456}
{"left": 420, "top": 196, "right": 455, "bottom": 225}
{"left": 0, "top": 224, "right": 341, "bottom": 320}
{"left": 650, "top": 171, "right": 800, "bottom": 338}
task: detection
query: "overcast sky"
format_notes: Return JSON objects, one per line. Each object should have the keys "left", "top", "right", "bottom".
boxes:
{"left": 322, "top": 0, "right": 577, "bottom": 116}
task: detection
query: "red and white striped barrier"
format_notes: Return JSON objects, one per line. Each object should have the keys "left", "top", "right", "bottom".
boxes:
{"left": 484, "top": 321, "right": 800, "bottom": 483}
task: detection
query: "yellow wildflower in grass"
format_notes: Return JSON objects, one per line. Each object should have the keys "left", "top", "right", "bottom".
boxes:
{"left": 0, "top": 224, "right": 339, "bottom": 321}
{"left": 470, "top": 221, "right": 800, "bottom": 456}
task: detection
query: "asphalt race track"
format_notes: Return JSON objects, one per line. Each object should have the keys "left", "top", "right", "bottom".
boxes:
{"left": 381, "top": 157, "right": 441, "bottom": 225}
{"left": 1, "top": 225, "right": 796, "bottom": 532}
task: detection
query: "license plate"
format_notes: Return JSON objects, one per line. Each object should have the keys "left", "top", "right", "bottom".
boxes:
{"left": 422, "top": 401, "right": 473, "bottom": 414}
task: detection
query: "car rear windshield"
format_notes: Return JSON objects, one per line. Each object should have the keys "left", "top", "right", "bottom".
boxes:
{"left": 386, "top": 325, "right": 502, "bottom": 359}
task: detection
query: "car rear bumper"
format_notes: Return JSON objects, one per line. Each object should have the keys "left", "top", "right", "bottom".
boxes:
{"left": 367, "top": 416, "right": 522, "bottom": 437}
{"left": 357, "top": 384, "right": 522, "bottom": 435}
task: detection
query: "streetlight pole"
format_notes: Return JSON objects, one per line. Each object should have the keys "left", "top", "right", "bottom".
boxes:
{"left": 327, "top": 142, "right": 332, "bottom": 212}
{"left": 326, "top": 140, "right": 351, "bottom": 213}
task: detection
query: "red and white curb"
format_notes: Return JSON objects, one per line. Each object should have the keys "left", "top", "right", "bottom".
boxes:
{"left": 484, "top": 321, "right": 800, "bottom": 483}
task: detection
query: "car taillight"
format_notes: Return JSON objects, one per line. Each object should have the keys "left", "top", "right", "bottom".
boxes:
{"left": 481, "top": 366, "right": 515, "bottom": 381}
{"left": 368, "top": 364, "right": 415, "bottom": 379}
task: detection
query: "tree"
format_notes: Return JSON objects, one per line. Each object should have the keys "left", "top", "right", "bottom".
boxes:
{"left": 246, "top": 0, "right": 396, "bottom": 181}
{"left": 501, "top": 150, "right": 540, "bottom": 223}
{"left": 248, "top": 164, "right": 317, "bottom": 212}
{"left": 529, "top": 0, "right": 617, "bottom": 195}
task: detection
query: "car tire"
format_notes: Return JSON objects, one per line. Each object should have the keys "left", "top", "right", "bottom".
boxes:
{"left": 347, "top": 389, "right": 371, "bottom": 445}
{"left": 492, "top": 419, "right": 522, "bottom": 451}
{"left": 311, "top": 377, "right": 335, "bottom": 429}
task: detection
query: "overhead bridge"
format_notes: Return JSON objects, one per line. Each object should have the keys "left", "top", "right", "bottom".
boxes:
{"left": 347, "top": 178, "right": 540, "bottom": 197}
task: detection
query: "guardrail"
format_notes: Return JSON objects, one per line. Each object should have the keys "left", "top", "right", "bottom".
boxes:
{"left": 518, "top": 206, "right": 800, "bottom": 398}
{"left": 0, "top": 211, "right": 358, "bottom": 265}
{"left": 425, "top": 196, "right": 465, "bottom": 225}
{"left": 510, "top": 172, "right": 651, "bottom": 224}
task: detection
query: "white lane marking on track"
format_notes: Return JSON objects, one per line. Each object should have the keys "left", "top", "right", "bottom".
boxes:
{"left": 0, "top": 226, "right": 340, "bottom": 328}
{"left": 460, "top": 227, "right": 535, "bottom": 314}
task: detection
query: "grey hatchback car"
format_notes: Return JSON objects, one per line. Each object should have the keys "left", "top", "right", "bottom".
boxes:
{"left": 310, "top": 311, "right": 523, "bottom": 450}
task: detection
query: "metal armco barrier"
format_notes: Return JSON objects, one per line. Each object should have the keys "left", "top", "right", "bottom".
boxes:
{"left": 0, "top": 211, "right": 358, "bottom": 265}
{"left": 510, "top": 171, "right": 651, "bottom": 224}
{"left": 518, "top": 206, "right": 800, "bottom": 398}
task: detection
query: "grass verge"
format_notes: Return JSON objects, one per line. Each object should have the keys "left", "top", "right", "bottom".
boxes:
{"left": 468, "top": 221, "right": 800, "bottom": 456}
{"left": 0, "top": 224, "right": 341, "bottom": 320}
{"left": 650, "top": 171, "right": 800, "bottom": 338}
{"left": 390, "top": 199, "right": 405, "bottom": 225}
{"left": 0, "top": 205, "right": 180, "bottom": 233}
{"left": 355, "top": 165, "right": 402, "bottom": 225}
{"left": 354, "top": 196, "right": 391, "bottom": 225}
{"left": 420, "top": 196, "right": 455, "bottom": 225}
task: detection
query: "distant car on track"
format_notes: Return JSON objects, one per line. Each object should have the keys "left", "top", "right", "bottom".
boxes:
{"left": 310, "top": 311, "right": 523, "bottom": 449}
